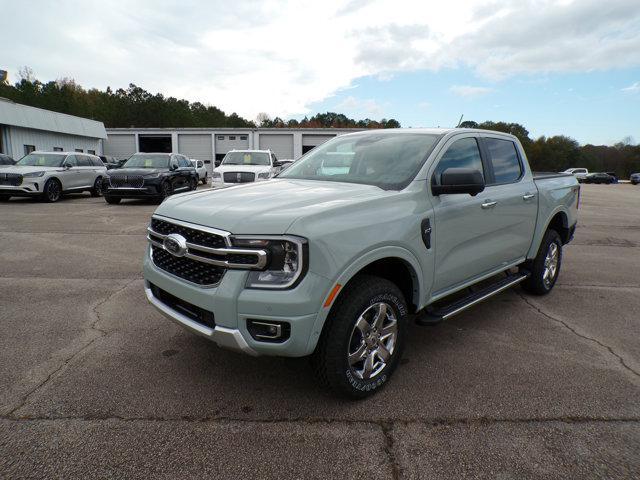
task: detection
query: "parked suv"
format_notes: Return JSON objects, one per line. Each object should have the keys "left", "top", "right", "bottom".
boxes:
{"left": 631, "top": 173, "right": 640, "bottom": 185}
{"left": 0, "top": 151, "right": 106, "bottom": 202}
{"left": 102, "top": 152, "right": 198, "bottom": 204}
{"left": 143, "top": 129, "right": 579, "bottom": 398}
{"left": 191, "top": 159, "right": 208, "bottom": 184}
{"left": 211, "top": 150, "right": 281, "bottom": 186}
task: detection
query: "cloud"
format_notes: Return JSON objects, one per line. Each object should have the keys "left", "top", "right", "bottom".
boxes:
{"left": 449, "top": 85, "right": 494, "bottom": 97}
{"left": 622, "top": 82, "right": 640, "bottom": 93}
{"left": 336, "top": 96, "right": 384, "bottom": 116}
{"left": 1, "top": 0, "right": 639, "bottom": 119}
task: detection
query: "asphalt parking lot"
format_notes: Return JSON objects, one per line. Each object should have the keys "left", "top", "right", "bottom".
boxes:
{"left": 1, "top": 184, "right": 639, "bottom": 479}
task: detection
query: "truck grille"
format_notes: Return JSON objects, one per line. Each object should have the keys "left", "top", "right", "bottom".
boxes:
{"left": 223, "top": 172, "right": 255, "bottom": 183}
{"left": 0, "top": 173, "right": 22, "bottom": 186}
{"left": 151, "top": 245, "right": 225, "bottom": 286}
{"left": 150, "top": 218, "right": 227, "bottom": 249}
{"left": 109, "top": 174, "right": 144, "bottom": 188}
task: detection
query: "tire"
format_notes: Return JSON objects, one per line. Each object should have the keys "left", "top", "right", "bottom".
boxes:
{"left": 42, "top": 179, "right": 62, "bottom": 203}
{"left": 311, "top": 275, "right": 408, "bottom": 399}
{"left": 190, "top": 177, "right": 198, "bottom": 190}
{"left": 201, "top": 173, "right": 207, "bottom": 185}
{"left": 0, "top": 195, "right": 10, "bottom": 202}
{"left": 104, "top": 196, "right": 121, "bottom": 204}
{"left": 160, "top": 181, "right": 172, "bottom": 200}
{"left": 521, "top": 229, "right": 562, "bottom": 295}
{"left": 91, "top": 177, "right": 103, "bottom": 197}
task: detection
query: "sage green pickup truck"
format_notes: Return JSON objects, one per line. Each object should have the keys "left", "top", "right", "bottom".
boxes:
{"left": 143, "top": 128, "right": 579, "bottom": 398}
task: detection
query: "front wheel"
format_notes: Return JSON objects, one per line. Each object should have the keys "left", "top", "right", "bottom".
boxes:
{"left": 0, "top": 195, "right": 10, "bottom": 202}
{"left": 42, "top": 179, "right": 62, "bottom": 203}
{"left": 521, "top": 229, "right": 562, "bottom": 295}
{"left": 312, "top": 275, "right": 408, "bottom": 398}
{"left": 104, "top": 196, "right": 121, "bottom": 204}
{"left": 160, "top": 181, "right": 172, "bottom": 200}
{"left": 201, "top": 173, "right": 207, "bottom": 185}
{"left": 190, "top": 177, "right": 198, "bottom": 190}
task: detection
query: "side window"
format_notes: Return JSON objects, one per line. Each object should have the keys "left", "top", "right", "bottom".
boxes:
{"left": 197, "top": 160, "right": 203, "bottom": 168}
{"left": 432, "top": 137, "right": 483, "bottom": 185}
{"left": 180, "top": 156, "right": 191, "bottom": 167}
{"left": 64, "top": 155, "right": 78, "bottom": 167}
{"left": 485, "top": 138, "right": 522, "bottom": 184}
{"left": 91, "top": 157, "right": 102, "bottom": 167}
{"left": 77, "top": 155, "right": 91, "bottom": 167}
{"left": 170, "top": 156, "right": 179, "bottom": 169}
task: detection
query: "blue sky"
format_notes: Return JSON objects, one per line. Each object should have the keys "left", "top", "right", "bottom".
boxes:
{"left": 309, "top": 67, "right": 640, "bottom": 146}
{"left": 2, "top": 0, "right": 639, "bottom": 146}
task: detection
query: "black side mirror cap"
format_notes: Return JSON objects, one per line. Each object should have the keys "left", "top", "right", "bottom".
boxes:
{"left": 431, "top": 167, "right": 485, "bottom": 196}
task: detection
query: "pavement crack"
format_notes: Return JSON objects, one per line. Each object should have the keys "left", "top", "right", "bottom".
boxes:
{"left": 6, "top": 279, "right": 139, "bottom": 416}
{"left": 516, "top": 292, "right": 640, "bottom": 381}
{"left": 380, "top": 422, "right": 401, "bottom": 480}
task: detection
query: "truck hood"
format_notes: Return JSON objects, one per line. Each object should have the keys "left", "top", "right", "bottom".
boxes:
{"left": 214, "top": 164, "right": 271, "bottom": 174}
{"left": 154, "top": 179, "right": 387, "bottom": 234}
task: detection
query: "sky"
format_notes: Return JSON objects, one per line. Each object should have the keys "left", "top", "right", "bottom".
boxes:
{"left": 1, "top": 0, "right": 639, "bottom": 145}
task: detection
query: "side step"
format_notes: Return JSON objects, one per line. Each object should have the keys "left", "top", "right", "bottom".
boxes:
{"left": 415, "top": 271, "right": 530, "bottom": 326}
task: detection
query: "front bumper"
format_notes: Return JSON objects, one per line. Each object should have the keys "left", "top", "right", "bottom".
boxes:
{"left": 0, "top": 181, "right": 42, "bottom": 196}
{"left": 211, "top": 177, "right": 269, "bottom": 188}
{"left": 143, "top": 249, "right": 330, "bottom": 357}
{"left": 103, "top": 185, "right": 161, "bottom": 198}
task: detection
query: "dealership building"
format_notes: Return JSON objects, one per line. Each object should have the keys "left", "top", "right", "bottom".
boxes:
{"left": 0, "top": 98, "right": 107, "bottom": 159}
{"left": 104, "top": 127, "right": 362, "bottom": 172}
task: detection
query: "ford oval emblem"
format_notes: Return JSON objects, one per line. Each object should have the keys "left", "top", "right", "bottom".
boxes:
{"left": 163, "top": 233, "right": 187, "bottom": 257}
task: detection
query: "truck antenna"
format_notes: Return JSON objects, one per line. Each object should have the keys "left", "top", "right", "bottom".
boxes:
{"left": 456, "top": 114, "right": 464, "bottom": 128}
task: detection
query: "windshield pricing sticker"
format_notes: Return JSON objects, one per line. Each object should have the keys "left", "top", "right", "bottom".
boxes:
{"left": 244, "top": 154, "right": 252, "bottom": 164}
{"left": 145, "top": 159, "right": 153, "bottom": 167}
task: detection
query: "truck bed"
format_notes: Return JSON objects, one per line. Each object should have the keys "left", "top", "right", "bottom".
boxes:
{"left": 533, "top": 172, "right": 574, "bottom": 180}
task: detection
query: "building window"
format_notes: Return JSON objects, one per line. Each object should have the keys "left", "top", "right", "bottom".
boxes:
{"left": 88, "top": 150, "right": 96, "bottom": 155}
{"left": 24, "top": 145, "right": 36, "bottom": 155}
{"left": 240, "top": 135, "right": 247, "bottom": 140}
{"left": 53, "top": 147, "right": 63, "bottom": 152}
{"left": 229, "top": 136, "right": 236, "bottom": 140}
{"left": 217, "top": 135, "right": 224, "bottom": 140}
{"left": 75, "top": 148, "right": 83, "bottom": 153}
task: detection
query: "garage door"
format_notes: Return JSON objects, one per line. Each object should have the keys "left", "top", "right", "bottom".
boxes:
{"left": 302, "top": 134, "right": 335, "bottom": 147}
{"left": 259, "top": 134, "right": 294, "bottom": 160}
{"left": 104, "top": 134, "right": 136, "bottom": 158}
{"left": 178, "top": 134, "right": 213, "bottom": 161}
{"left": 215, "top": 134, "right": 249, "bottom": 155}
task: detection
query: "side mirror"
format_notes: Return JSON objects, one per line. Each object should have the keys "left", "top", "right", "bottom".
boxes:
{"left": 63, "top": 163, "right": 73, "bottom": 170}
{"left": 431, "top": 168, "right": 485, "bottom": 196}
{"left": 273, "top": 160, "right": 282, "bottom": 167}
{"left": 170, "top": 163, "right": 178, "bottom": 171}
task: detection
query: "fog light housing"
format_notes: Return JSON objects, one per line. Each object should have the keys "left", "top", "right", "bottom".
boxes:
{"left": 247, "top": 319, "right": 291, "bottom": 343}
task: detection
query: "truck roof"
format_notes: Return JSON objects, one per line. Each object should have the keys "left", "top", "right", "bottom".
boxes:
{"left": 340, "top": 128, "right": 520, "bottom": 141}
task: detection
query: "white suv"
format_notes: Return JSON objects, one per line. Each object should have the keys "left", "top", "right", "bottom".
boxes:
{"left": 191, "top": 159, "right": 208, "bottom": 184}
{"left": 211, "top": 150, "right": 281, "bottom": 187}
{"left": 0, "top": 151, "right": 107, "bottom": 202}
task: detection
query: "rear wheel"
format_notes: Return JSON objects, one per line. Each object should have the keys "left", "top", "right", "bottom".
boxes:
{"left": 159, "top": 181, "right": 172, "bottom": 201}
{"left": 521, "top": 229, "right": 562, "bottom": 295}
{"left": 104, "top": 196, "right": 121, "bottom": 204}
{"left": 91, "top": 177, "right": 103, "bottom": 197}
{"left": 312, "top": 275, "right": 408, "bottom": 398}
{"left": 42, "top": 179, "right": 62, "bottom": 203}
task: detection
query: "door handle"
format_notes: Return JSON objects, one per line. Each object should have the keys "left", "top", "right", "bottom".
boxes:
{"left": 481, "top": 201, "right": 497, "bottom": 209}
{"left": 523, "top": 193, "right": 536, "bottom": 200}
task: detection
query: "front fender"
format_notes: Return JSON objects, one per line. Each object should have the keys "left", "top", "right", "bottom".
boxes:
{"left": 304, "top": 245, "right": 424, "bottom": 355}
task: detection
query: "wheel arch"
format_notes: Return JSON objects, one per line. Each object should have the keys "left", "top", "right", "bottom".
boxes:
{"left": 527, "top": 207, "right": 572, "bottom": 259}
{"left": 305, "top": 246, "right": 423, "bottom": 355}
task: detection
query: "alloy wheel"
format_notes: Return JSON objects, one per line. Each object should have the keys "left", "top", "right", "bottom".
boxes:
{"left": 347, "top": 302, "right": 398, "bottom": 380}
{"left": 543, "top": 242, "right": 559, "bottom": 288}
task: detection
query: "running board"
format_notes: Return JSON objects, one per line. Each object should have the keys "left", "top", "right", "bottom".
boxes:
{"left": 415, "top": 271, "right": 530, "bottom": 326}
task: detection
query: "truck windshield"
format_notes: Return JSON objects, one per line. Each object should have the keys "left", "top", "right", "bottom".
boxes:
{"left": 278, "top": 132, "right": 441, "bottom": 190}
{"left": 17, "top": 153, "right": 67, "bottom": 167}
{"left": 123, "top": 154, "right": 170, "bottom": 169}
{"left": 222, "top": 152, "right": 270, "bottom": 166}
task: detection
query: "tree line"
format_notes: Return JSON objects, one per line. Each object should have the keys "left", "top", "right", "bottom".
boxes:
{"left": 459, "top": 121, "right": 640, "bottom": 178}
{"left": 1, "top": 72, "right": 637, "bottom": 176}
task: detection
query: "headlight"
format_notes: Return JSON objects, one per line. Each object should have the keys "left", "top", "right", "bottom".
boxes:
{"left": 23, "top": 171, "right": 45, "bottom": 178}
{"left": 257, "top": 172, "right": 271, "bottom": 179}
{"left": 212, "top": 172, "right": 221, "bottom": 178}
{"left": 231, "top": 236, "right": 307, "bottom": 289}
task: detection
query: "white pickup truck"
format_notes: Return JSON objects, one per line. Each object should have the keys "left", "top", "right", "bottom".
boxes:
{"left": 143, "top": 128, "right": 579, "bottom": 398}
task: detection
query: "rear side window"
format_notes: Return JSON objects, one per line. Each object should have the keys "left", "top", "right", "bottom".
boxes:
{"left": 77, "top": 155, "right": 91, "bottom": 167}
{"left": 433, "top": 137, "right": 483, "bottom": 185}
{"left": 485, "top": 138, "right": 522, "bottom": 184}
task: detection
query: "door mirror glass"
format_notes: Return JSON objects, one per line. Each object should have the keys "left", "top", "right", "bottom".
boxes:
{"left": 431, "top": 168, "right": 485, "bottom": 196}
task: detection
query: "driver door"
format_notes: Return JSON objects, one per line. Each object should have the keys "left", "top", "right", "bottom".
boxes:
{"left": 429, "top": 135, "right": 504, "bottom": 295}
{"left": 61, "top": 155, "right": 81, "bottom": 189}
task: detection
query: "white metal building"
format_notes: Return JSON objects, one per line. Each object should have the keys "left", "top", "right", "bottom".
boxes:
{"left": 104, "top": 127, "right": 363, "bottom": 173}
{"left": 0, "top": 98, "right": 107, "bottom": 160}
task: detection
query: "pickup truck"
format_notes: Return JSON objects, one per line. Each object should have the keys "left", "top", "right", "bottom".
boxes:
{"left": 143, "top": 128, "right": 579, "bottom": 398}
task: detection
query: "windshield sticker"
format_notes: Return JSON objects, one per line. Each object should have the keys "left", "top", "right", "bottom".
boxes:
{"left": 145, "top": 159, "right": 153, "bottom": 167}
{"left": 244, "top": 154, "right": 252, "bottom": 164}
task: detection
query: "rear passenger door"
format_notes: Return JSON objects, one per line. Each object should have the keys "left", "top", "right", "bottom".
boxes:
{"left": 76, "top": 154, "right": 96, "bottom": 187}
{"left": 479, "top": 135, "right": 537, "bottom": 266}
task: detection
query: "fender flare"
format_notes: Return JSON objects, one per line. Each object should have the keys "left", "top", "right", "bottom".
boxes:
{"left": 305, "top": 245, "right": 424, "bottom": 354}
{"left": 527, "top": 206, "right": 569, "bottom": 259}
